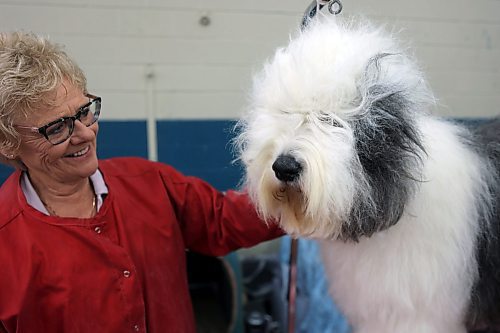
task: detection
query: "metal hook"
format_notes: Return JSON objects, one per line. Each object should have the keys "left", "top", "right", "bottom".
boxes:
{"left": 328, "top": 0, "right": 343, "bottom": 15}
{"left": 301, "top": 0, "right": 343, "bottom": 30}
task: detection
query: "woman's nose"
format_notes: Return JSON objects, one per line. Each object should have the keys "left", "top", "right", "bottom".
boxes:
{"left": 70, "top": 120, "right": 96, "bottom": 144}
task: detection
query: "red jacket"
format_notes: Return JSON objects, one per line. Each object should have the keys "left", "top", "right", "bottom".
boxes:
{"left": 0, "top": 157, "right": 282, "bottom": 333}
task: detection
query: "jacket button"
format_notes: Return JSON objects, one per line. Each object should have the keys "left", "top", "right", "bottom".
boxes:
{"left": 123, "top": 270, "right": 131, "bottom": 278}
{"left": 94, "top": 226, "right": 102, "bottom": 234}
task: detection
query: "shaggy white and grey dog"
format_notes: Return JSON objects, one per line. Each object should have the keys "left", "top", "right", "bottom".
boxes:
{"left": 236, "top": 14, "right": 500, "bottom": 333}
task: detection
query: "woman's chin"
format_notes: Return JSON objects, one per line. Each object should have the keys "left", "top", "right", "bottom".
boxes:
{"left": 62, "top": 154, "right": 99, "bottom": 179}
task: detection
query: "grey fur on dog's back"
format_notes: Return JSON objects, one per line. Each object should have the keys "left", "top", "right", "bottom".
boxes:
{"left": 467, "top": 118, "right": 500, "bottom": 329}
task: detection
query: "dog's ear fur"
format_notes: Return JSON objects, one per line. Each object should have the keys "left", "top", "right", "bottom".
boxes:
{"left": 341, "top": 53, "right": 426, "bottom": 241}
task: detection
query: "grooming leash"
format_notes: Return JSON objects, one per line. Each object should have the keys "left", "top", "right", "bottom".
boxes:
{"left": 287, "top": 238, "right": 299, "bottom": 333}
{"left": 289, "top": 4, "right": 344, "bottom": 333}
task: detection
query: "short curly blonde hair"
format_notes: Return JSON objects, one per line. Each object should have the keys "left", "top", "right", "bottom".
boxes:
{"left": 0, "top": 31, "right": 87, "bottom": 157}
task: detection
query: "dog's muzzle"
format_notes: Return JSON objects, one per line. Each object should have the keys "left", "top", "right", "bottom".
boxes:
{"left": 272, "top": 155, "right": 302, "bottom": 182}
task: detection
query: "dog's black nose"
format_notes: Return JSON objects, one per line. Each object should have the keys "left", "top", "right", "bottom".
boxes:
{"left": 272, "top": 155, "right": 302, "bottom": 182}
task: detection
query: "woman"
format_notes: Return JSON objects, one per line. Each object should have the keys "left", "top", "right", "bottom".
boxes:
{"left": 0, "top": 31, "right": 282, "bottom": 333}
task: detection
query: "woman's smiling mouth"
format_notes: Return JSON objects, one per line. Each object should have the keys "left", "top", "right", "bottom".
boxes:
{"left": 64, "top": 146, "right": 90, "bottom": 158}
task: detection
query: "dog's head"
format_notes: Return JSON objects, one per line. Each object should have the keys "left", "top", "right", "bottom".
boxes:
{"left": 236, "top": 16, "right": 433, "bottom": 241}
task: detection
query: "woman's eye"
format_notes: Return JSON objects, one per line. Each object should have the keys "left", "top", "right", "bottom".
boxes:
{"left": 46, "top": 121, "right": 66, "bottom": 135}
{"left": 80, "top": 107, "right": 90, "bottom": 118}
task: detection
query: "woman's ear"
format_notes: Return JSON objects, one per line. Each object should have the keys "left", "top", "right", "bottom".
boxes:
{"left": 0, "top": 144, "right": 16, "bottom": 158}
{"left": 0, "top": 149, "right": 26, "bottom": 171}
{"left": 1, "top": 153, "right": 15, "bottom": 160}
{"left": 0, "top": 146, "right": 14, "bottom": 159}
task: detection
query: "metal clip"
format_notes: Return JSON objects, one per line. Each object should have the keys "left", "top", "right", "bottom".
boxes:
{"left": 301, "top": 0, "right": 343, "bottom": 29}
{"left": 328, "top": 0, "right": 343, "bottom": 15}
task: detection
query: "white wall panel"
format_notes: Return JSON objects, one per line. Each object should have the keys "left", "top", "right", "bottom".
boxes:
{"left": 0, "top": 4, "right": 121, "bottom": 35}
{"left": 95, "top": 91, "right": 146, "bottom": 120}
{"left": 156, "top": 91, "right": 245, "bottom": 120}
{"left": 345, "top": 0, "right": 500, "bottom": 22}
{"left": 147, "top": 37, "right": 279, "bottom": 65}
{"left": 117, "top": 9, "right": 301, "bottom": 41}
{"left": 152, "top": 64, "right": 251, "bottom": 91}
{"left": 384, "top": 20, "right": 499, "bottom": 49}
{"left": 1, "top": 0, "right": 499, "bottom": 119}
{"left": 430, "top": 71, "right": 499, "bottom": 94}
{"left": 436, "top": 95, "right": 500, "bottom": 118}
{"left": 417, "top": 47, "right": 500, "bottom": 71}
{"left": 83, "top": 65, "right": 147, "bottom": 92}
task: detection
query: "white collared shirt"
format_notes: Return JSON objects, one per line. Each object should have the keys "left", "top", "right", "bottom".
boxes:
{"left": 21, "top": 170, "right": 109, "bottom": 215}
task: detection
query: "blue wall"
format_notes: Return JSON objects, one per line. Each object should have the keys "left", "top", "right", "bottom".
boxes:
{"left": 0, "top": 165, "right": 14, "bottom": 185}
{"left": 0, "top": 120, "right": 243, "bottom": 191}
{"left": 157, "top": 120, "right": 243, "bottom": 191}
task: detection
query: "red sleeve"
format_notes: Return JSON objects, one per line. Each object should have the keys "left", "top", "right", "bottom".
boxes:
{"left": 158, "top": 165, "right": 284, "bottom": 256}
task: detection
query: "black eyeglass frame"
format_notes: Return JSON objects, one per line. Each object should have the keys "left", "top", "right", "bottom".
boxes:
{"left": 15, "top": 93, "right": 101, "bottom": 145}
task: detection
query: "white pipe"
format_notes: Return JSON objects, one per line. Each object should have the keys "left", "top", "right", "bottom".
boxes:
{"left": 145, "top": 63, "right": 158, "bottom": 161}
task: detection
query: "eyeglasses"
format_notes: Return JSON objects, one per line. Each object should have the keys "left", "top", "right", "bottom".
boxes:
{"left": 16, "top": 94, "right": 101, "bottom": 145}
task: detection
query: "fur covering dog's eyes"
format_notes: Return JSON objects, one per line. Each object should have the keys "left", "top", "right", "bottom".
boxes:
{"left": 318, "top": 113, "right": 342, "bottom": 127}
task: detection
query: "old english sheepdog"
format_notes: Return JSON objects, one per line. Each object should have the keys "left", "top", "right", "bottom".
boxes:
{"left": 236, "top": 14, "right": 500, "bottom": 333}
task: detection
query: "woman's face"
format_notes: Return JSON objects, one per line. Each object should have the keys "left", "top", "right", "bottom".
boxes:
{"left": 15, "top": 81, "right": 99, "bottom": 186}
